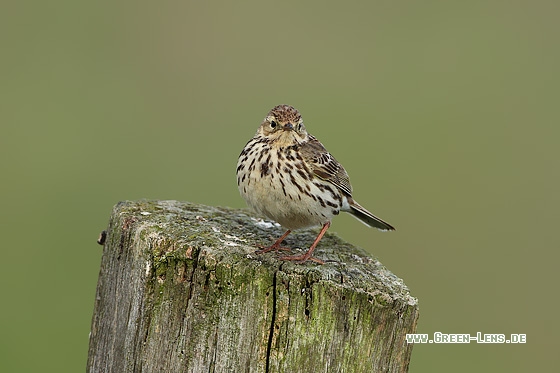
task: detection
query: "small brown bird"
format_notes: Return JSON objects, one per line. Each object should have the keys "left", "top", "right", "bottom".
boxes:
{"left": 236, "top": 105, "right": 394, "bottom": 264}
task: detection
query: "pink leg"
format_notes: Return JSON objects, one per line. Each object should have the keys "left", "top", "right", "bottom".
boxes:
{"left": 280, "top": 222, "right": 331, "bottom": 264}
{"left": 255, "top": 230, "right": 292, "bottom": 254}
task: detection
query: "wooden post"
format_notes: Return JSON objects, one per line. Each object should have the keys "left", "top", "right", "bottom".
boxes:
{"left": 87, "top": 200, "right": 419, "bottom": 373}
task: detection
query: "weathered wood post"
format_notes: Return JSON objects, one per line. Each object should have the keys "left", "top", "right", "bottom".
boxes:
{"left": 87, "top": 200, "right": 418, "bottom": 373}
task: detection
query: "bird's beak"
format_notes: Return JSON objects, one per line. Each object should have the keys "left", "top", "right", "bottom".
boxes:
{"left": 283, "top": 123, "right": 294, "bottom": 131}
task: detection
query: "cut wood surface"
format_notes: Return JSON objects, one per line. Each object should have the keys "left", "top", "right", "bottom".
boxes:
{"left": 87, "top": 200, "right": 419, "bottom": 373}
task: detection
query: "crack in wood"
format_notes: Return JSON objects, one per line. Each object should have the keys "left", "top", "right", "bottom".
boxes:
{"left": 264, "top": 269, "right": 278, "bottom": 373}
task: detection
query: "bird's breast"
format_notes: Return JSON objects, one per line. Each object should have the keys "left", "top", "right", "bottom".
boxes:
{"left": 237, "top": 141, "right": 343, "bottom": 230}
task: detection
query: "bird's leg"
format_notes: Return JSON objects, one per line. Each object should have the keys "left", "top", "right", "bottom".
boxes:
{"left": 280, "top": 222, "right": 330, "bottom": 265}
{"left": 255, "top": 229, "right": 292, "bottom": 254}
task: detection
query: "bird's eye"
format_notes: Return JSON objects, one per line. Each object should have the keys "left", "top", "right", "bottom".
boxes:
{"left": 270, "top": 120, "right": 277, "bottom": 128}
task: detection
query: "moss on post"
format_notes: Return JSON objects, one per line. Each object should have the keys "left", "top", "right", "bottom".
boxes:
{"left": 87, "top": 200, "right": 418, "bottom": 373}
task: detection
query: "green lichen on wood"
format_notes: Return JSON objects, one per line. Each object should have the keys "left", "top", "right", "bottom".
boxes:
{"left": 88, "top": 200, "right": 419, "bottom": 373}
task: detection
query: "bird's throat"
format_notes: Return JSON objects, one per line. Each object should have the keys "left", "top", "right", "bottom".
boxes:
{"left": 272, "top": 131, "right": 300, "bottom": 148}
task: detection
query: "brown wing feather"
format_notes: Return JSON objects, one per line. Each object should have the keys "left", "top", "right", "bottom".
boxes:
{"left": 299, "top": 135, "right": 353, "bottom": 196}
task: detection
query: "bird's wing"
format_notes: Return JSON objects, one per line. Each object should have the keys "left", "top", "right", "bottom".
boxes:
{"left": 298, "top": 135, "right": 353, "bottom": 196}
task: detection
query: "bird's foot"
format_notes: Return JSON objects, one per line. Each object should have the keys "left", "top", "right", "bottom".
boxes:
{"left": 255, "top": 243, "right": 291, "bottom": 254}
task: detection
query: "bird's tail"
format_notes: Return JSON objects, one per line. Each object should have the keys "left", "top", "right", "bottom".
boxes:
{"left": 347, "top": 199, "right": 395, "bottom": 231}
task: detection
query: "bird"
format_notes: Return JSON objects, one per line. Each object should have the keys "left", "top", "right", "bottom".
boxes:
{"left": 236, "top": 104, "right": 394, "bottom": 264}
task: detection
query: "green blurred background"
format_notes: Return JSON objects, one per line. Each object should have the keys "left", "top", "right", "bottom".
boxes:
{"left": 1, "top": 1, "right": 558, "bottom": 372}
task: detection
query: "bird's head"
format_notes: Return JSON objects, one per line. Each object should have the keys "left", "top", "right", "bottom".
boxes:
{"left": 257, "top": 105, "right": 308, "bottom": 146}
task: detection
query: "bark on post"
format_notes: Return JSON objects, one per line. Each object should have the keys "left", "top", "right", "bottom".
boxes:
{"left": 87, "top": 200, "right": 419, "bottom": 373}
